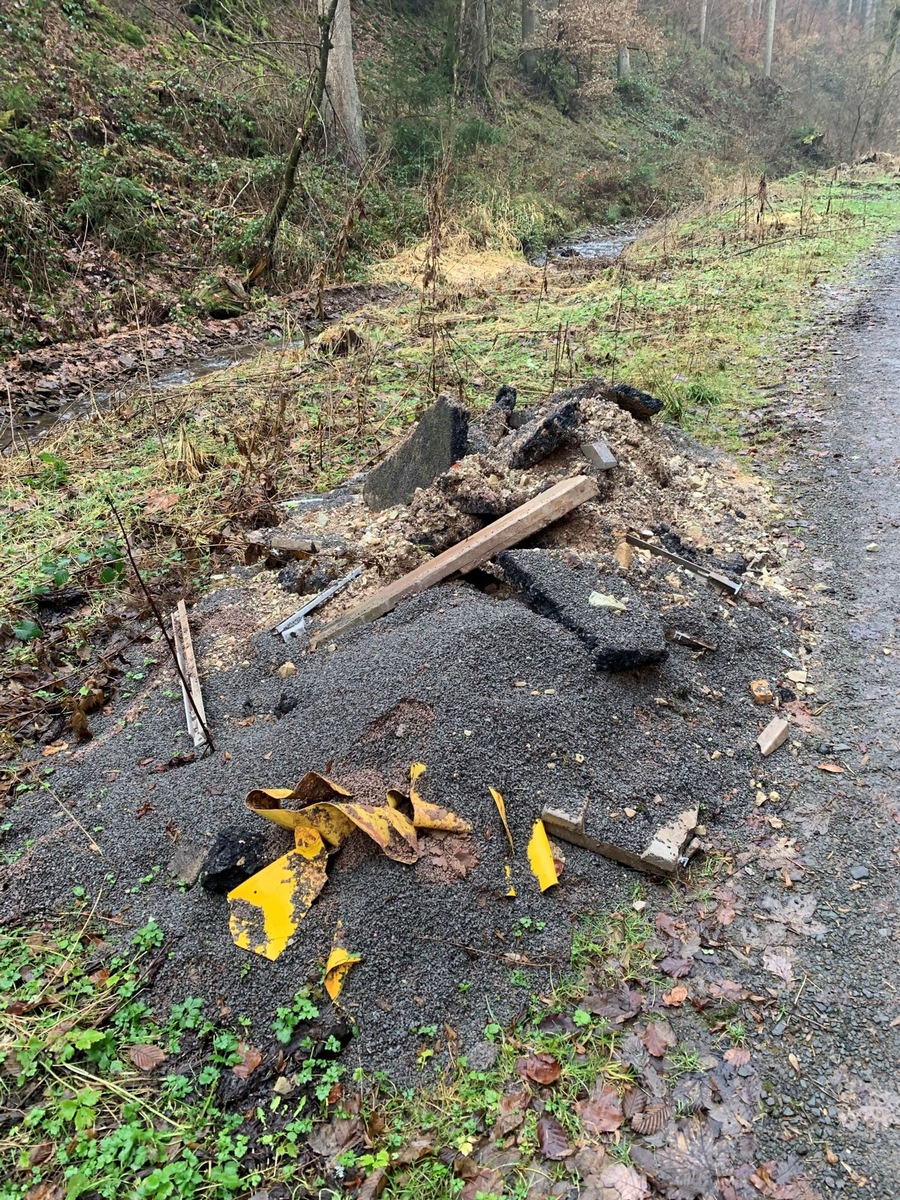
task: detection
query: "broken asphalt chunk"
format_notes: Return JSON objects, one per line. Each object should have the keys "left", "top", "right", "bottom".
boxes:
{"left": 199, "top": 826, "right": 269, "bottom": 894}
{"left": 497, "top": 548, "right": 667, "bottom": 671}
{"left": 602, "top": 383, "right": 664, "bottom": 420}
{"left": 503, "top": 396, "right": 580, "bottom": 469}
{"left": 363, "top": 394, "right": 469, "bottom": 511}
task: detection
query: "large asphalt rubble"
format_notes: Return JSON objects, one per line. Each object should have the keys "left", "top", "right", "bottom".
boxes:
{"left": 0, "top": 372, "right": 808, "bottom": 1072}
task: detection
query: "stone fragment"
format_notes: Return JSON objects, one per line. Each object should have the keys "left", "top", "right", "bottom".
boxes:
{"left": 757, "top": 715, "right": 790, "bottom": 757}
{"left": 750, "top": 679, "right": 774, "bottom": 704}
{"left": 169, "top": 840, "right": 208, "bottom": 888}
{"left": 466, "top": 384, "right": 517, "bottom": 454}
{"left": 363, "top": 395, "right": 469, "bottom": 511}
{"left": 497, "top": 549, "right": 667, "bottom": 671}
{"left": 541, "top": 798, "right": 699, "bottom": 875}
{"left": 581, "top": 439, "right": 618, "bottom": 471}
{"left": 199, "top": 827, "right": 269, "bottom": 895}
{"left": 503, "top": 397, "right": 580, "bottom": 468}
{"left": 849, "top": 865, "right": 870, "bottom": 880}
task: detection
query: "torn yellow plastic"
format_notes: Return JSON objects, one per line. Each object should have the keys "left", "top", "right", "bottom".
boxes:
{"left": 409, "top": 763, "right": 471, "bottom": 833}
{"left": 489, "top": 786, "right": 515, "bottom": 853}
{"left": 246, "top": 788, "right": 419, "bottom": 862}
{"left": 504, "top": 862, "right": 516, "bottom": 897}
{"left": 325, "top": 945, "right": 361, "bottom": 1001}
{"left": 227, "top": 826, "right": 328, "bottom": 961}
{"left": 527, "top": 820, "right": 559, "bottom": 893}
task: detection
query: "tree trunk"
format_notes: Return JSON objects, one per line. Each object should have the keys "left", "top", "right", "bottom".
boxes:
{"left": 320, "top": 0, "right": 366, "bottom": 172}
{"left": 247, "top": 0, "right": 338, "bottom": 284}
{"left": 521, "top": 0, "right": 538, "bottom": 73}
{"left": 617, "top": 43, "right": 631, "bottom": 77}
{"left": 764, "top": 0, "right": 776, "bottom": 74}
{"left": 699, "top": 0, "right": 709, "bottom": 45}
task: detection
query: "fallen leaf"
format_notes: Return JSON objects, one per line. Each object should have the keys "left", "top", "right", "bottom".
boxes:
{"left": 356, "top": 1167, "right": 388, "bottom": 1200}
{"left": 142, "top": 490, "right": 180, "bottom": 515}
{"left": 662, "top": 985, "right": 688, "bottom": 1007}
{"left": 724, "top": 1046, "right": 751, "bottom": 1068}
{"left": 527, "top": 819, "right": 558, "bottom": 892}
{"left": 307, "top": 1115, "right": 364, "bottom": 1160}
{"left": 631, "top": 1101, "right": 674, "bottom": 1135}
{"left": 576, "top": 1082, "right": 624, "bottom": 1134}
{"left": 394, "top": 1134, "right": 434, "bottom": 1165}
{"left": 641, "top": 1019, "right": 677, "bottom": 1058}
{"left": 788, "top": 1052, "right": 801, "bottom": 1074}
{"left": 24, "top": 1185, "right": 64, "bottom": 1200}
{"left": 590, "top": 1162, "right": 650, "bottom": 1200}
{"left": 817, "top": 763, "right": 844, "bottom": 774}
{"left": 517, "top": 1051, "right": 561, "bottom": 1085}
{"left": 659, "top": 955, "right": 692, "bottom": 978}
{"left": 489, "top": 786, "right": 515, "bottom": 853}
{"left": 493, "top": 1085, "right": 531, "bottom": 1136}
{"left": 537, "top": 1113, "right": 572, "bottom": 1159}
{"left": 232, "top": 1041, "right": 262, "bottom": 1080}
{"left": 762, "top": 949, "right": 795, "bottom": 985}
{"left": 129, "top": 1044, "right": 167, "bottom": 1072}
{"left": 27, "top": 1141, "right": 55, "bottom": 1167}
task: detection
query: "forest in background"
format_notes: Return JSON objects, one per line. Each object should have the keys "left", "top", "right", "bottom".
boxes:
{"left": 0, "top": 0, "right": 898, "bottom": 354}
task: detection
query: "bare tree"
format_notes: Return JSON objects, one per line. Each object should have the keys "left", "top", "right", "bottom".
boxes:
{"left": 320, "top": 0, "right": 366, "bottom": 172}
{"left": 764, "top": 0, "right": 777, "bottom": 72}
{"left": 700, "top": 0, "right": 709, "bottom": 45}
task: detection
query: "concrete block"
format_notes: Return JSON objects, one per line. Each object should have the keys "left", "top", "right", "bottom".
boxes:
{"left": 581, "top": 439, "right": 618, "bottom": 472}
{"left": 363, "top": 395, "right": 469, "bottom": 511}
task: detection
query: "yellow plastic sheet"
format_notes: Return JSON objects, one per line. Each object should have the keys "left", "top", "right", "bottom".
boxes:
{"left": 489, "top": 786, "right": 515, "bottom": 853}
{"left": 227, "top": 826, "right": 329, "bottom": 961}
{"left": 410, "top": 762, "right": 472, "bottom": 833}
{"left": 527, "top": 820, "right": 559, "bottom": 893}
{"left": 324, "top": 924, "right": 361, "bottom": 1001}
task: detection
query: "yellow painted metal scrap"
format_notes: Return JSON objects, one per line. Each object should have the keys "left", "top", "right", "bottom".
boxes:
{"left": 409, "top": 762, "right": 472, "bottom": 833}
{"left": 527, "top": 819, "right": 559, "bottom": 893}
{"left": 227, "top": 826, "right": 329, "bottom": 961}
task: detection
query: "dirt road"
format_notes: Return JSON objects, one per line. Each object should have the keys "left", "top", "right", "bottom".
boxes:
{"left": 738, "top": 239, "right": 900, "bottom": 1191}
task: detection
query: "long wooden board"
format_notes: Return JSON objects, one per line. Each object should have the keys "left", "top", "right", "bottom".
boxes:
{"left": 310, "top": 474, "right": 598, "bottom": 647}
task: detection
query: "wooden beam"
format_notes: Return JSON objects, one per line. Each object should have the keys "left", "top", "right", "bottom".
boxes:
{"left": 311, "top": 474, "right": 598, "bottom": 646}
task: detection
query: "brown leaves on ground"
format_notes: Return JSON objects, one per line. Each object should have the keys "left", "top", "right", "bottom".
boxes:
{"left": 307, "top": 1114, "right": 365, "bottom": 1160}
{"left": 493, "top": 1085, "right": 531, "bottom": 1137}
{"left": 576, "top": 1081, "right": 624, "bottom": 1134}
{"left": 724, "top": 1046, "right": 752, "bottom": 1068}
{"left": 128, "top": 1044, "right": 167, "bottom": 1071}
{"left": 24, "top": 1184, "right": 64, "bottom": 1200}
{"left": 762, "top": 949, "right": 795, "bottom": 985}
{"left": 516, "top": 1051, "right": 561, "bottom": 1085}
{"left": 662, "top": 985, "right": 689, "bottom": 1007}
{"left": 640, "top": 1018, "right": 677, "bottom": 1058}
{"left": 231, "top": 1041, "right": 262, "bottom": 1080}
{"left": 536, "top": 1113, "right": 572, "bottom": 1159}
{"left": 582, "top": 1162, "right": 651, "bottom": 1200}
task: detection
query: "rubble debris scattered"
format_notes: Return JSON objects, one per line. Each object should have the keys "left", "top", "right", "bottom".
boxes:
{"left": 665, "top": 630, "right": 718, "bottom": 652}
{"left": 603, "top": 383, "right": 665, "bottom": 421}
{"left": 757, "top": 715, "right": 790, "bottom": 757}
{"left": 311, "top": 476, "right": 598, "bottom": 646}
{"left": 363, "top": 394, "right": 469, "bottom": 511}
{"left": 581, "top": 438, "right": 618, "bottom": 472}
{"left": 626, "top": 531, "right": 742, "bottom": 596}
{"left": 466, "top": 384, "right": 517, "bottom": 453}
{"left": 498, "top": 549, "right": 668, "bottom": 671}
{"left": 750, "top": 678, "right": 775, "bottom": 705}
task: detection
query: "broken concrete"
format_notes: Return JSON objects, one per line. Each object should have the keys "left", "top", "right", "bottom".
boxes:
{"left": 466, "top": 385, "right": 517, "bottom": 454}
{"left": 541, "top": 798, "right": 699, "bottom": 875}
{"left": 497, "top": 548, "right": 668, "bottom": 671}
{"left": 602, "top": 383, "right": 665, "bottom": 420}
{"left": 363, "top": 394, "right": 470, "bottom": 511}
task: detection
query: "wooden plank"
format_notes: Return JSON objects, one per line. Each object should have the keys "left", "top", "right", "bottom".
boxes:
{"left": 311, "top": 475, "right": 598, "bottom": 647}
{"left": 171, "top": 600, "right": 209, "bottom": 749}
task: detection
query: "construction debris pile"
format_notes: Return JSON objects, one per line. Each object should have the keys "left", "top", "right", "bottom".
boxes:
{"left": 0, "top": 373, "right": 810, "bottom": 1077}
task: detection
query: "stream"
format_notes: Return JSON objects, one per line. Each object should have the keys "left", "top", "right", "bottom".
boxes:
{"left": 5, "top": 231, "right": 637, "bottom": 448}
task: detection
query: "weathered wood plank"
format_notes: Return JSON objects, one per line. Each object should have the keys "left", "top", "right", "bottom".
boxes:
{"left": 311, "top": 474, "right": 598, "bottom": 646}
{"left": 172, "top": 599, "right": 209, "bottom": 750}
